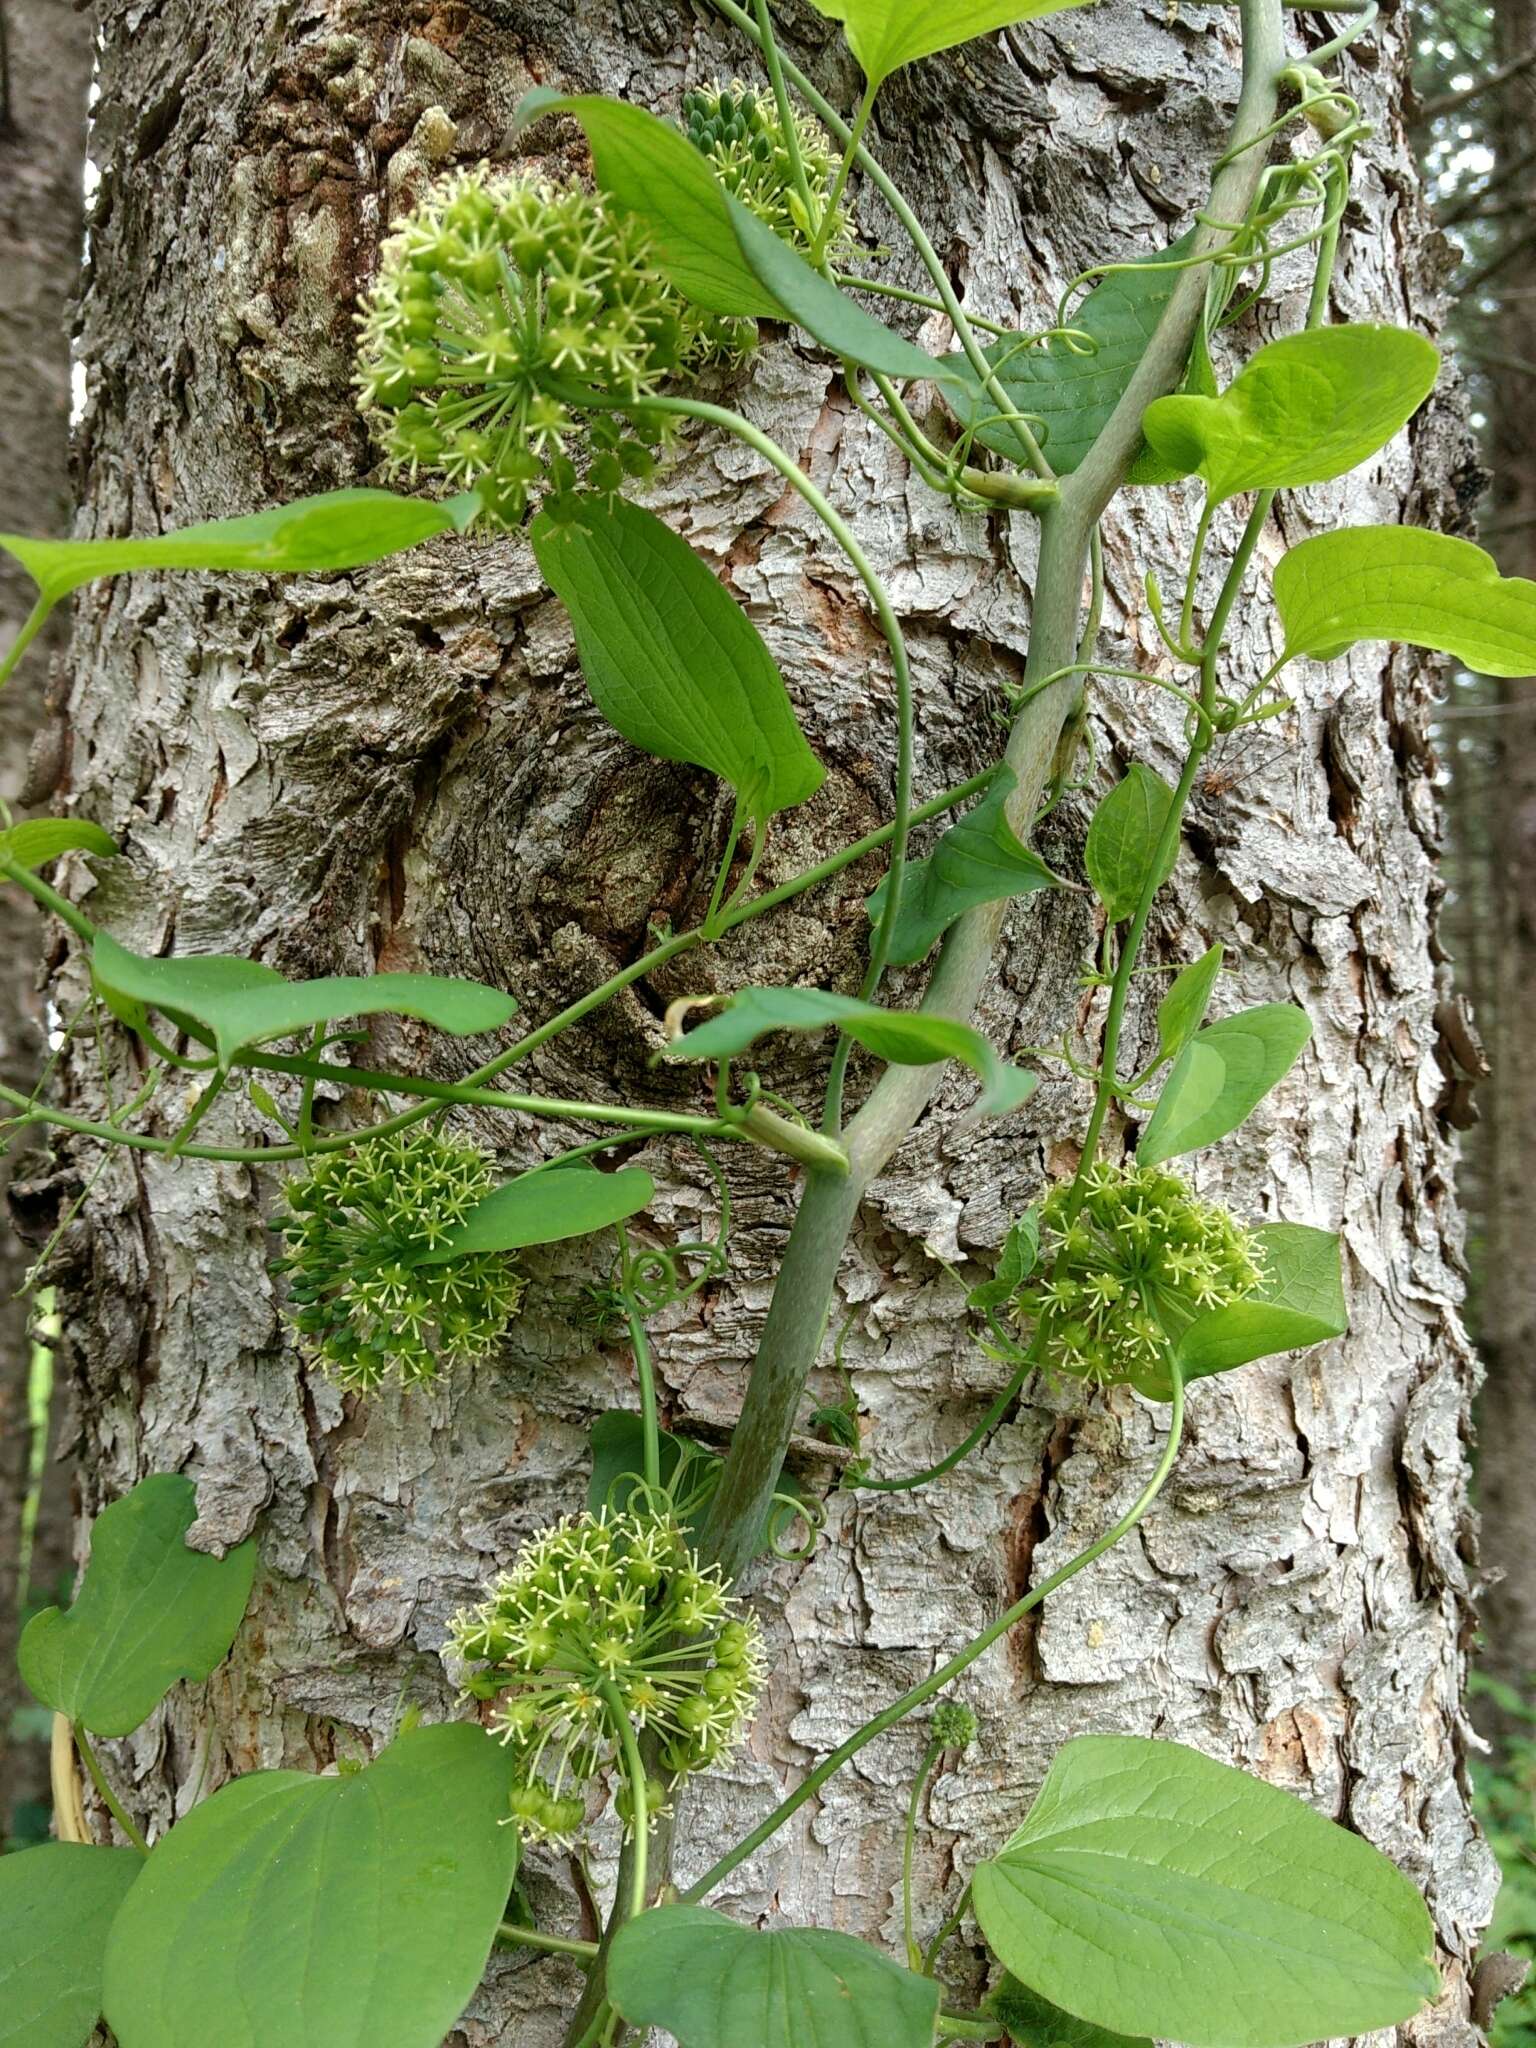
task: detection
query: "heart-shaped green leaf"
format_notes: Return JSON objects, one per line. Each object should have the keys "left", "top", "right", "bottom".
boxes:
{"left": 1149, "top": 944, "right": 1224, "bottom": 1071}
{"left": 608, "top": 1903, "right": 941, "bottom": 2048}
{"left": 0, "top": 819, "right": 118, "bottom": 871}
{"left": 942, "top": 233, "right": 1197, "bottom": 476}
{"left": 973, "top": 1734, "right": 1438, "bottom": 2048}
{"left": 1137, "top": 1002, "right": 1311, "bottom": 1165}
{"left": 19, "top": 1474, "right": 255, "bottom": 1737}
{"left": 806, "top": 0, "right": 1093, "bottom": 87}
{"left": 412, "top": 1165, "right": 655, "bottom": 1263}
{"left": 1142, "top": 325, "right": 1439, "bottom": 503}
{"left": 101, "top": 1724, "right": 519, "bottom": 2048}
{"left": 1130, "top": 1223, "right": 1347, "bottom": 1398}
{"left": 91, "top": 931, "right": 515, "bottom": 1069}
{"left": 1084, "top": 764, "right": 1177, "bottom": 923}
{"left": 666, "top": 985, "right": 1037, "bottom": 1118}
{"left": 1273, "top": 525, "right": 1536, "bottom": 676}
{"left": 867, "top": 769, "right": 1065, "bottom": 963}
{"left": 532, "top": 494, "right": 823, "bottom": 829}
{"left": 0, "top": 1844, "right": 142, "bottom": 2048}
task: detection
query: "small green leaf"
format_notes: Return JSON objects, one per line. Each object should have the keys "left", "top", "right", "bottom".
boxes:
{"left": 867, "top": 769, "right": 1065, "bottom": 963}
{"left": 1084, "top": 764, "right": 1177, "bottom": 923}
{"left": 0, "top": 1844, "right": 142, "bottom": 2048}
{"left": 666, "top": 985, "right": 1037, "bottom": 1118}
{"left": 1151, "top": 943, "right": 1224, "bottom": 1069}
{"left": 1137, "top": 1002, "right": 1311, "bottom": 1165}
{"left": 1, "top": 489, "right": 473, "bottom": 607}
{"left": 968, "top": 1210, "right": 1041, "bottom": 1313}
{"left": 1174, "top": 1224, "right": 1346, "bottom": 1379}
{"left": 608, "top": 1904, "right": 942, "bottom": 2048}
{"left": 19, "top": 1474, "right": 255, "bottom": 1738}
{"left": 988, "top": 1974, "right": 1152, "bottom": 2048}
{"left": 101, "top": 1724, "right": 519, "bottom": 2048}
{"left": 943, "top": 233, "right": 1197, "bottom": 475}
{"left": 412, "top": 1165, "right": 655, "bottom": 1264}
{"left": 1142, "top": 325, "right": 1439, "bottom": 503}
{"left": 91, "top": 931, "right": 515, "bottom": 1069}
{"left": 806, "top": 0, "right": 1093, "bottom": 87}
{"left": 0, "top": 818, "right": 118, "bottom": 871}
{"left": 972, "top": 1734, "right": 1438, "bottom": 2048}
{"left": 531, "top": 494, "right": 823, "bottom": 831}
{"left": 1274, "top": 526, "right": 1536, "bottom": 676}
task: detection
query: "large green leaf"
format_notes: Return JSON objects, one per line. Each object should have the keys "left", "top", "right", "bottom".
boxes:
{"left": 807, "top": 0, "right": 1093, "bottom": 86}
{"left": 413, "top": 1165, "right": 655, "bottom": 1263}
{"left": 0, "top": 1844, "right": 142, "bottom": 2048}
{"left": 516, "top": 92, "right": 951, "bottom": 384}
{"left": 942, "top": 234, "right": 1195, "bottom": 475}
{"left": 0, "top": 818, "right": 117, "bottom": 871}
{"left": 1, "top": 489, "right": 474, "bottom": 606}
{"left": 1273, "top": 526, "right": 1536, "bottom": 677}
{"left": 666, "top": 985, "right": 1037, "bottom": 1118}
{"left": 972, "top": 1735, "right": 1438, "bottom": 2048}
{"left": 1136, "top": 1002, "right": 1311, "bottom": 1165}
{"left": 1084, "top": 764, "right": 1177, "bottom": 923}
{"left": 102, "top": 1724, "right": 518, "bottom": 2048}
{"left": 1131, "top": 1223, "right": 1347, "bottom": 1399}
{"left": 531, "top": 494, "right": 823, "bottom": 830}
{"left": 19, "top": 1473, "right": 255, "bottom": 1738}
{"left": 608, "top": 1904, "right": 941, "bottom": 2048}
{"left": 866, "top": 769, "right": 1064, "bottom": 963}
{"left": 1142, "top": 325, "right": 1439, "bottom": 503}
{"left": 91, "top": 931, "right": 515, "bottom": 1069}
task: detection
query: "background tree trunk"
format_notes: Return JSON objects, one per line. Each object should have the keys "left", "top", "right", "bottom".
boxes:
{"left": 41, "top": 0, "right": 1494, "bottom": 2038}
{"left": 0, "top": 0, "right": 91, "bottom": 1845}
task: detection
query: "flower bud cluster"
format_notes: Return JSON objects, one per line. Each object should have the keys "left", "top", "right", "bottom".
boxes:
{"left": 276, "top": 1129, "right": 524, "bottom": 1390}
{"left": 931, "top": 1701, "right": 979, "bottom": 1752}
{"left": 355, "top": 168, "right": 744, "bottom": 527}
{"left": 450, "top": 1506, "right": 764, "bottom": 1844}
{"left": 1010, "top": 1162, "right": 1267, "bottom": 1387}
{"left": 683, "top": 83, "right": 852, "bottom": 259}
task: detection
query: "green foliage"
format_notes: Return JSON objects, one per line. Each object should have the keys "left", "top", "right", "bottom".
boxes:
{"left": 100, "top": 1725, "right": 519, "bottom": 2048}
{"left": 1084, "top": 763, "right": 1177, "bottom": 922}
{"left": 586, "top": 1411, "right": 801, "bottom": 1560}
{"left": 666, "top": 985, "right": 1037, "bottom": 1117}
{"left": 0, "top": 1844, "right": 141, "bottom": 2048}
{"left": 608, "top": 1904, "right": 942, "bottom": 2048}
{"left": 866, "top": 768, "right": 1065, "bottom": 963}
{"left": 414, "top": 1163, "right": 655, "bottom": 1262}
{"left": 1150, "top": 943, "right": 1223, "bottom": 1070}
{"left": 0, "top": 819, "right": 117, "bottom": 871}
{"left": 805, "top": 0, "right": 1093, "bottom": 88}
{"left": 1142, "top": 325, "right": 1439, "bottom": 502}
{"left": 1469, "top": 1678, "right": 1536, "bottom": 2048}
{"left": 987, "top": 1975, "right": 1151, "bottom": 2048}
{"left": 19, "top": 1474, "right": 255, "bottom": 1738}
{"left": 530, "top": 492, "right": 824, "bottom": 828}
{"left": 967, "top": 1210, "right": 1041, "bottom": 1314}
{"left": 944, "top": 235, "right": 1196, "bottom": 475}
{"left": 91, "top": 930, "right": 515, "bottom": 1070}
{"left": 1274, "top": 526, "right": 1536, "bottom": 676}
{"left": 1137, "top": 1002, "right": 1312, "bottom": 1164}
{"left": 972, "top": 1735, "right": 1439, "bottom": 2048}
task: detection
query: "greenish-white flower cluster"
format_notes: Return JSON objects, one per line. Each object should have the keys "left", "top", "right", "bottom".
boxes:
{"left": 451, "top": 1506, "right": 764, "bottom": 1843}
{"left": 1009, "top": 1162, "right": 1267, "bottom": 1387}
{"left": 683, "top": 82, "right": 852, "bottom": 257}
{"left": 276, "top": 1129, "right": 523, "bottom": 1390}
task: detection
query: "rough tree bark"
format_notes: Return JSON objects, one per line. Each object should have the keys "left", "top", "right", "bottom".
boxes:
{"left": 1473, "top": 0, "right": 1536, "bottom": 1725}
{"left": 0, "top": 0, "right": 91, "bottom": 1841}
{"left": 36, "top": 0, "right": 1494, "bottom": 2039}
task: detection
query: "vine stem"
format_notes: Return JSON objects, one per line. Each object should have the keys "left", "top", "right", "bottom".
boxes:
{"left": 497, "top": 1923, "right": 602, "bottom": 1961}
{"left": 600, "top": 1682, "right": 650, "bottom": 1921}
{"left": 684, "top": 1367, "right": 1185, "bottom": 1903}
{"left": 73, "top": 1721, "right": 151, "bottom": 1856}
{"left": 903, "top": 1737, "right": 942, "bottom": 1967}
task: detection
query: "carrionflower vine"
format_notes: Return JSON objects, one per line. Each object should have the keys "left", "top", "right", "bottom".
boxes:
{"left": 275, "top": 1128, "right": 524, "bottom": 1390}
{"left": 1009, "top": 1162, "right": 1268, "bottom": 1388}
{"left": 450, "top": 1506, "right": 764, "bottom": 1843}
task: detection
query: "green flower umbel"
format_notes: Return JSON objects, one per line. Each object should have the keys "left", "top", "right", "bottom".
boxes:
{"left": 451, "top": 1507, "right": 764, "bottom": 1844}
{"left": 1010, "top": 1162, "right": 1267, "bottom": 1387}
{"left": 683, "top": 82, "right": 853, "bottom": 260}
{"left": 356, "top": 168, "right": 742, "bottom": 526}
{"left": 276, "top": 1129, "right": 524, "bottom": 1390}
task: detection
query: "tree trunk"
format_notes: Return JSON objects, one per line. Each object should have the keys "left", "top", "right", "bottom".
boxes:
{"left": 0, "top": 0, "right": 91, "bottom": 1844}
{"left": 43, "top": 1, "right": 1492, "bottom": 2039}
{"left": 1473, "top": 0, "right": 1536, "bottom": 1732}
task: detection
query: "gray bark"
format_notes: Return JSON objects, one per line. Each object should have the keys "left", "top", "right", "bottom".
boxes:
{"left": 38, "top": 0, "right": 1493, "bottom": 2038}
{"left": 0, "top": 0, "right": 90, "bottom": 1842}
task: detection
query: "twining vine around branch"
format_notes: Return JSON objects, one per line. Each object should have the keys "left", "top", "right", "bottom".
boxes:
{"left": 0, "top": 2, "right": 1522, "bottom": 2046}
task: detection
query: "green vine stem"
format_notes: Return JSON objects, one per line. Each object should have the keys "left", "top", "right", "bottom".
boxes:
{"left": 73, "top": 1721, "right": 150, "bottom": 1857}
{"left": 903, "top": 1736, "right": 943, "bottom": 1968}
{"left": 496, "top": 1923, "right": 602, "bottom": 1962}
